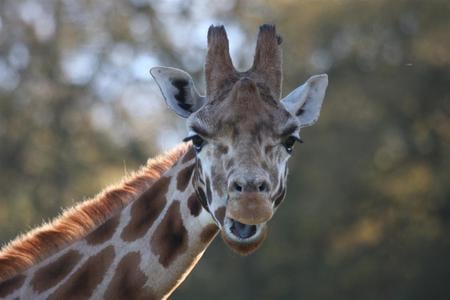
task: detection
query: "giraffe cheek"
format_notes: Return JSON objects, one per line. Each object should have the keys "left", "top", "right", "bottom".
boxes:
{"left": 214, "top": 207, "right": 226, "bottom": 226}
{"left": 211, "top": 174, "right": 227, "bottom": 198}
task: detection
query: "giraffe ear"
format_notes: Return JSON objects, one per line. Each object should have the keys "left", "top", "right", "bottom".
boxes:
{"left": 150, "top": 67, "right": 206, "bottom": 118}
{"left": 281, "top": 74, "right": 328, "bottom": 127}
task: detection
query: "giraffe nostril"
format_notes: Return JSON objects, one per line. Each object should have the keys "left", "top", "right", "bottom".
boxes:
{"left": 233, "top": 182, "right": 243, "bottom": 192}
{"left": 258, "top": 182, "right": 269, "bottom": 193}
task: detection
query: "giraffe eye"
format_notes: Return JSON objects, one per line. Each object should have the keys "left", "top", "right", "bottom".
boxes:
{"left": 282, "top": 136, "right": 302, "bottom": 154}
{"left": 184, "top": 134, "right": 205, "bottom": 152}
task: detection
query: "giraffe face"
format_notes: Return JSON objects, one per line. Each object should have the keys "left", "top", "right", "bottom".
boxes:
{"left": 184, "top": 77, "right": 298, "bottom": 254}
{"left": 151, "top": 24, "right": 328, "bottom": 255}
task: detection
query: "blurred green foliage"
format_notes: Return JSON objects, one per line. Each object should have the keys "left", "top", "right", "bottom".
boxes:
{"left": 0, "top": 0, "right": 449, "bottom": 299}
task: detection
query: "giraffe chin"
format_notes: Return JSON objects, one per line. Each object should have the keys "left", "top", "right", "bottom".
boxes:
{"left": 220, "top": 217, "right": 268, "bottom": 255}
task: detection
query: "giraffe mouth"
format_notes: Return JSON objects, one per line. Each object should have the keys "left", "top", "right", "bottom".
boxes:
{"left": 230, "top": 219, "right": 257, "bottom": 239}
{"left": 224, "top": 217, "right": 262, "bottom": 241}
{"left": 221, "top": 217, "right": 268, "bottom": 255}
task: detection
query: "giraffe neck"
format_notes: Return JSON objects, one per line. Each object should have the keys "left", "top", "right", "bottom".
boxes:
{"left": 1, "top": 147, "right": 219, "bottom": 300}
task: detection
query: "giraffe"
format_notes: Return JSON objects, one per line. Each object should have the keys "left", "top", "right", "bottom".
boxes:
{"left": 0, "top": 24, "right": 328, "bottom": 299}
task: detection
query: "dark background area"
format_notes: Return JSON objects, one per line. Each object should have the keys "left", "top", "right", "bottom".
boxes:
{"left": 0, "top": 0, "right": 449, "bottom": 299}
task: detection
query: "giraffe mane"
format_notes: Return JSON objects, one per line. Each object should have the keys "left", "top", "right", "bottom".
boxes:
{"left": 0, "top": 143, "right": 190, "bottom": 282}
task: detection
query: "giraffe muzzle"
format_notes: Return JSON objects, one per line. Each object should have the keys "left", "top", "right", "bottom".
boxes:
{"left": 225, "top": 192, "right": 273, "bottom": 225}
{"left": 220, "top": 192, "right": 272, "bottom": 249}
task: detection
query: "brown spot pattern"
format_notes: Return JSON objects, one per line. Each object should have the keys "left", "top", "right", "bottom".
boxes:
{"left": 196, "top": 187, "right": 208, "bottom": 211}
{"left": 0, "top": 144, "right": 188, "bottom": 283}
{"left": 86, "top": 216, "right": 119, "bottom": 245}
{"left": 296, "top": 108, "right": 305, "bottom": 116}
{"left": 214, "top": 207, "right": 226, "bottom": 226}
{"left": 31, "top": 250, "right": 82, "bottom": 293}
{"left": 205, "top": 177, "right": 213, "bottom": 204}
{"left": 104, "top": 252, "right": 156, "bottom": 300}
{"left": 273, "top": 189, "right": 286, "bottom": 207}
{"left": 225, "top": 158, "right": 235, "bottom": 169}
{"left": 196, "top": 161, "right": 203, "bottom": 180}
{"left": 231, "top": 126, "right": 240, "bottom": 141}
{"left": 151, "top": 202, "right": 188, "bottom": 268}
{"left": 0, "top": 274, "right": 25, "bottom": 297}
{"left": 216, "top": 144, "right": 228, "bottom": 155}
{"left": 176, "top": 163, "right": 195, "bottom": 192}
{"left": 211, "top": 166, "right": 226, "bottom": 197}
{"left": 200, "top": 224, "right": 219, "bottom": 243}
{"left": 187, "top": 193, "right": 202, "bottom": 217}
{"left": 273, "top": 177, "right": 286, "bottom": 208}
{"left": 48, "top": 246, "right": 115, "bottom": 300}
{"left": 121, "top": 176, "right": 170, "bottom": 242}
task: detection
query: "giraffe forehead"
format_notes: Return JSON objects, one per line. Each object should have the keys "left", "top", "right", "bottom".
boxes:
{"left": 190, "top": 99, "right": 293, "bottom": 142}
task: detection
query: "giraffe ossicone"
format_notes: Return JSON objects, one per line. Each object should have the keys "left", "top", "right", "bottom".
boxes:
{"left": 0, "top": 24, "right": 328, "bottom": 299}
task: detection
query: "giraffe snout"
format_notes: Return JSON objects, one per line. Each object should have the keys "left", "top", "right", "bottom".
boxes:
{"left": 228, "top": 177, "right": 271, "bottom": 195}
{"left": 225, "top": 192, "right": 273, "bottom": 225}
{"left": 226, "top": 173, "right": 273, "bottom": 225}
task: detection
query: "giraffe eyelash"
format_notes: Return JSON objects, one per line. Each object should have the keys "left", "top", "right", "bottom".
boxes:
{"left": 294, "top": 136, "right": 304, "bottom": 144}
{"left": 282, "top": 136, "right": 303, "bottom": 154}
{"left": 183, "top": 134, "right": 206, "bottom": 152}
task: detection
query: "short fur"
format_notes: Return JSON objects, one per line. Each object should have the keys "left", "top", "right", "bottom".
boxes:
{"left": 0, "top": 143, "right": 190, "bottom": 282}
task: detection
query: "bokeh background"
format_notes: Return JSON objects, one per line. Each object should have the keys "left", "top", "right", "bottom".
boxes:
{"left": 1, "top": 0, "right": 449, "bottom": 299}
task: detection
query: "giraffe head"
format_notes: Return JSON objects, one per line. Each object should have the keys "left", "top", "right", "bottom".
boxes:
{"left": 151, "top": 25, "right": 328, "bottom": 255}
